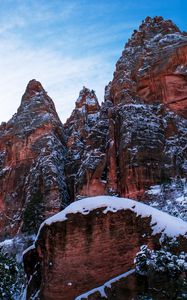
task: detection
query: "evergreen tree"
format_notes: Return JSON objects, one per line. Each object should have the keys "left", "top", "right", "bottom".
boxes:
{"left": 135, "top": 244, "right": 187, "bottom": 299}
{"left": 23, "top": 191, "right": 44, "bottom": 233}
{"left": 0, "top": 248, "right": 20, "bottom": 299}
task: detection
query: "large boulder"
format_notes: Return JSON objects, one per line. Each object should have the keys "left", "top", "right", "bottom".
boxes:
{"left": 23, "top": 196, "right": 187, "bottom": 300}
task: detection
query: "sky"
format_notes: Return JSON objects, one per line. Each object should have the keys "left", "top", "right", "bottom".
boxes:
{"left": 0, "top": 0, "right": 186, "bottom": 123}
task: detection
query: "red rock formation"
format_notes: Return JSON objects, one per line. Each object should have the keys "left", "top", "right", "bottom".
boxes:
{"left": 0, "top": 16, "right": 186, "bottom": 237}
{"left": 65, "top": 16, "right": 187, "bottom": 200}
{"left": 110, "top": 17, "right": 187, "bottom": 114}
{"left": 107, "top": 17, "right": 187, "bottom": 199}
{"left": 0, "top": 80, "right": 69, "bottom": 237}
{"left": 64, "top": 87, "right": 109, "bottom": 199}
{"left": 23, "top": 197, "right": 187, "bottom": 300}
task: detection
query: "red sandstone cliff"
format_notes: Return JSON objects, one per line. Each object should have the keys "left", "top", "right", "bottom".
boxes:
{"left": 0, "top": 15, "right": 186, "bottom": 300}
{"left": 65, "top": 16, "right": 187, "bottom": 201}
{"left": 0, "top": 80, "right": 69, "bottom": 237}
{"left": 23, "top": 196, "right": 187, "bottom": 300}
{"left": 0, "top": 17, "right": 186, "bottom": 239}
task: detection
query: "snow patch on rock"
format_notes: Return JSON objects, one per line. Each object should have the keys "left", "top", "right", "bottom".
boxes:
{"left": 35, "top": 196, "right": 187, "bottom": 242}
{"left": 75, "top": 269, "right": 135, "bottom": 300}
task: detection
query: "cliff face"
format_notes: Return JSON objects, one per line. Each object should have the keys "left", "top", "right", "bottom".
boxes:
{"left": 23, "top": 196, "right": 187, "bottom": 300}
{"left": 0, "top": 15, "right": 186, "bottom": 300}
{"left": 110, "top": 17, "right": 187, "bottom": 115}
{"left": 64, "top": 87, "right": 108, "bottom": 199}
{"left": 0, "top": 80, "right": 69, "bottom": 237}
{"left": 0, "top": 17, "right": 186, "bottom": 238}
{"left": 65, "top": 16, "right": 187, "bottom": 200}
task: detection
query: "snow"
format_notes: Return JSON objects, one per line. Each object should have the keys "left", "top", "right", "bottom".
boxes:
{"left": 22, "top": 244, "right": 36, "bottom": 256}
{"left": 85, "top": 96, "right": 97, "bottom": 106}
{"left": 0, "top": 238, "right": 14, "bottom": 247}
{"left": 175, "top": 65, "right": 187, "bottom": 74}
{"left": 77, "top": 106, "right": 86, "bottom": 114}
{"left": 123, "top": 103, "right": 147, "bottom": 108}
{"left": 36, "top": 196, "right": 187, "bottom": 241}
{"left": 75, "top": 269, "right": 135, "bottom": 299}
{"left": 147, "top": 185, "right": 161, "bottom": 195}
{"left": 0, "top": 234, "right": 36, "bottom": 263}
{"left": 159, "top": 33, "right": 187, "bottom": 45}
{"left": 87, "top": 112, "right": 100, "bottom": 122}
{"left": 146, "top": 179, "right": 187, "bottom": 221}
{"left": 30, "top": 289, "right": 40, "bottom": 300}
{"left": 20, "top": 288, "right": 26, "bottom": 300}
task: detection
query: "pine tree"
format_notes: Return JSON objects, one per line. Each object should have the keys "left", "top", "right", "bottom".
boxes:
{"left": 0, "top": 248, "right": 19, "bottom": 299}
{"left": 23, "top": 191, "right": 44, "bottom": 233}
{"left": 135, "top": 244, "right": 187, "bottom": 299}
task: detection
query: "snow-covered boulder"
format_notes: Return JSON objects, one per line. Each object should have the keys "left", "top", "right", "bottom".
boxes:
{"left": 23, "top": 196, "right": 187, "bottom": 300}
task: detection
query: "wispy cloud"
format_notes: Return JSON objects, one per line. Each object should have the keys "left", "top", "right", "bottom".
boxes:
{"left": 0, "top": 1, "right": 137, "bottom": 123}
{"left": 1, "top": 0, "right": 184, "bottom": 123}
{"left": 0, "top": 33, "right": 118, "bottom": 123}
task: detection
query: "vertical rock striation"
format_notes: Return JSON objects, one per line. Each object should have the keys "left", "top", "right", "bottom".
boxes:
{"left": 0, "top": 80, "right": 69, "bottom": 237}
{"left": 0, "top": 16, "right": 187, "bottom": 236}
{"left": 65, "top": 16, "right": 187, "bottom": 200}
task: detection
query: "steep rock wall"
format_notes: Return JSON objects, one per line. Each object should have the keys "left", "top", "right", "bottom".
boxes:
{"left": 65, "top": 17, "right": 187, "bottom": 200}
{"left": 0, "top": 80, "right": 69, "bottom": 237}
{"left": 24, "top": 196, "right": 187, "bottom": 300}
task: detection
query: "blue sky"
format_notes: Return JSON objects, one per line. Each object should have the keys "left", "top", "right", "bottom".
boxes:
{"left": 0, "top": 0, "right": 186, "bottom": 122}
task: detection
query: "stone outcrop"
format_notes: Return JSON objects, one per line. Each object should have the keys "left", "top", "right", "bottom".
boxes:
{"left": 23, "top": 196, "right": 187, "bottom": 300}
{"left": 109, "top": 17, "right": 187, "bottom": 115}
{"left": 0, "top": 17, "right": 186, "bottom": 238}
{"left": 0, "top": 80, "right": 69, "bottom": 237}
{"left": 64, "top": 87, "right": 107, "bottom": 199}
{"left": 65, "top": 16, "right": 187, "bottom": 200}
{"left": 0, "top": 16, "right": 186, "bottom": 300}
{"left": 65, "top": 85, "right": 122, "bottom": 200}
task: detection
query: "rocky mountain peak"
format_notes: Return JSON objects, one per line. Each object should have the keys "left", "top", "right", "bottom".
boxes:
{"left": 64, "top": 87, "right": 100, "bottom": 139}
{"left": 75, "top": 86, "right": 100, "bottom": 112}
{"left": 109, "top": 16, "right": 187, "bottom": 113}
{"left": 127, "top": 16, "right": 181, "bottom": 48}
{"left": 1, "top": 80, "right": 61, "bottom": 140}
{"left": 64, "top": 87, "right": 100, "bottom": 140}
{"left": 19, "top": 79, "right": 59, "bottom": 122}
{"left": 21, "top": 79, "right": 46, "bottom": 102}
{"left": 0, "top": 80, "right": 69, "bottom": 237}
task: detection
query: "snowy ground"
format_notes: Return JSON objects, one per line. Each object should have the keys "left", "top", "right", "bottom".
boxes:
{"left": 0, "top": 234, "right": 35, "bottom": 263}
{"left": 146, "top": 178, "right": 187, "bottom": 221}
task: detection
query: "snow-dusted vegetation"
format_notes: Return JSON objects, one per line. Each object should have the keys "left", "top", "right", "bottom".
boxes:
{"left": 135, "top": 243, "right": 187, "bottom": 299}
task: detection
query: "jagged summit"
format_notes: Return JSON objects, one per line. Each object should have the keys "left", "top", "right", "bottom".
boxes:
{"left": 0, "top": 79, "right": 68, "bottom": 237}
{"left": 65, "top": 16, "right": 187, "bottom": 202}
{"left": 75, "top": 86, "right": 100, "bottom": 111}
{"left": 130, "top": 16, "right": 185, "bottom": 46}
{"left": 141, "top": 16, "right": 180, "bottom": 32}
{"left": 17, "top": 79, "right": 58, "bottom": 121}
{"left": 65, "top": 86, "right": 100, "bottom": 132}
{"left": 127, "top": 16, "right": 181, "bottom": 48}
{"left": 22, "top": 79, "right": 46, "bottom": 102}
{"left": 109, "top": 16, "right": 187, "bottom": 113}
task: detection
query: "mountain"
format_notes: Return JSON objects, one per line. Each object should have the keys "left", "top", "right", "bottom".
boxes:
{"left": 0, "top": 16, "right": 186, "bottom": 300}
{"left": 0, "top": 80, "right": 69, "bottom": 237}
{"left": 65, "top": 16, "right": 187, "bottom": 204}
{"left": 24, "top": 196, "right": 187, "bottom": 300}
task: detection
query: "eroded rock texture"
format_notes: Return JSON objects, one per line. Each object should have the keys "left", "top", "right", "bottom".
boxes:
{"left": 0, "top": 17, "right": 187, "bottom": 237}
{"left": 0, "top": 80, "right": 69, "bottom": 237}
{"left": 65, "top": 16, "right": 187, "bottom": 200}
{"left": 24, "top": 198, "right": 187, "bottom": 300}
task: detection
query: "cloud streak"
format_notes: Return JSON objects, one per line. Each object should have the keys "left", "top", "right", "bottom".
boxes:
{"left": 0, "top": 33, "right": 119, "bottom": 123}
{"left": 0, "top": 0, "right": 185, "bottom": 123}
{"left": 0, "top": 1, "right": 136, "bottom": 123}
